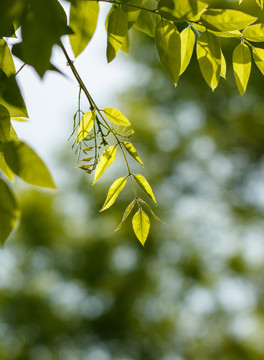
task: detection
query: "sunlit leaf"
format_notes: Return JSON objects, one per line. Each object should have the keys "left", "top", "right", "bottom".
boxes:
{"left": 104, "top": 107, "right": 131, "bottom": 126}
{"left": 233, "top": 43, "right": 251, "bottom": 96}
{"left": 0, "top": 38, "right": 16, "bottom": 77}
{"left": 123, "top": 141, "right": 143, "bottom": 166}
{"left": 121, "top": 0, "right": 142, "bottom": 29}
{"left": 134, "top": 9, "right": 155, "bottom": 37}
{"left": 100, "top": 177, "right": 127, "bottom": 211}
{"left": 0, "top": 178, "right": 20, "bottom": 245}
{"left": 253, "top": 47, "right": 264, "bottom": 75}
{"left": 93, "top": 146, "right": 117, "bottom": 184}
{"left": 0, "top": 104, "right": 10, "bottom": 142}
{"left": 155, "top": 18, "right": 181, "bottom": 86}
{"left": 243, "top": 24, "right": 264, "bottom": 42}
{"left": 107, "top": 6, "right": 128, "bottom": 63}
{"left": 180, "top": 27, "right": 195, "bottom": 75}
{"left": 115, "top": 198, "right": 136, "bottom": 231}
{"left": 132, "top": 208, "right": 150, "bottom": 246}
{"left": 197, "top": 31, "right": 221, "bottom": 91}
{"left": 69, "top": 0, "right": 99, "bottom": 57}
{"left": 77, "top": 110, "right": 96, "bottom": 142}
{"left": 200, "top": 9, "right": 257, "bottom": 32}
{"left": 220, "top": 50, "right": 226, "bottom": 79}
{"left": 0, "top": 153, "right": 14, "bottom": 181}
{"left": 4, "top": 140, "right": 56, "bottom": 188}
{"left": 133, "top": 174, "right": 157, "bottom": 204}
{"left": 158, "top": 0, "right": 208, "bottom": 22}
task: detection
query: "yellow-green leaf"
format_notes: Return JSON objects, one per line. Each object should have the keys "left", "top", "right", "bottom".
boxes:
{"left": 196, "top": 31, "right": 221, "bottom": 91}
{"left": 220, "top": 50, "right": 226, "bottom": 79}
{"left": 4, "top": 140, "right": 56, "bottom": 188}
{"left": 233, "top": 43, "right": 251, "bottom": 96}
{"left": 243, "top": 24, "right": 264, "bottom": 42}
{"left": 253, "top": 47, "right": 264, "bottom": 75}
{"left": 104, "top": 107, "right": 131, "bottom": 126}
{"left": 132, "top": 208, "right": 150, "bottom": 246}
{"left": 133, "top": 174, "right": 157, "bottom": 204}
{"left": 134, "top": 9, "right": 155, "bottom": 37}
{"left": 0, "top": 153, "right": 14, "bottom": 181}
{"left": 0, "top": 178, "right": 20, "bottom": 245}
{"left": 121, "top": 0, "right": 142, "bottom": 29}
{"left": 155, "top": 18, "right": 181, "bottom": 86}
{"left": 123, "top": 141, "right": 143, "bottom": 166}
{"left": 0, "top": 39, "right": 16, "bottom": 77}
{"left": 107, "top": 6, "right": 128, "bottom": 63}
{"left": 100, "top": 177, "right": 127, "bottom": 211}
{"left": 69, "top": 1, "right": 99, "bottom": 57}
{"left": 180, "top": 27, "right": 195, "bottom": 75}
{"left": 115, "top": 199, "right": 136, "bottom": 231}
{"left": 158, "top": 0, "right": 208, "bottom": 22}
{"left": 0, "top": 104, "right": 10, "bottom": 142}
{"left": 93, "top": 146, "right": 117, "bottom": 184}
{"left": 200, "top": 9, "right": 257, "bottom": 32}
{"left": 77, "top": 110, "right": 96, "bottom": 142}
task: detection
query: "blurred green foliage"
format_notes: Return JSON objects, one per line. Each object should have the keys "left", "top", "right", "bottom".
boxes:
{"left": 2, "top": 4, "right": 264, "bottom": 358}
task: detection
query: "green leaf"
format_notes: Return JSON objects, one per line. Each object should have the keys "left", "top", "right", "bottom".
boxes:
{"left": 0, "top": 104, "right": 11, "bottom": 142}
{"left": 196, "top": 31, "right": 221, "bottom": 91}
{"left": 100, "top": 177, "right": 127, "bottom": 211}
{"left": 93, "top": 146, "right": 117, "bottom": 184}
{"left": 123, "top": 141, "right": 143, "bottom": 166}
{"left": 107, "top": 6, "right": 128, "bottom": 63}
{"left": 200, "top": 9, "right": 257, "bottom": 32}
{"left": 4, "top": 140, "right": 56, "bottom": 188}
{"left": 69, "top": 0, "right": 99, "bottom": 57}
{"left": 133, "top": 174, "right": 157, "bottom": 204}
{"left": 155, "top": 18, "right": 181, "bottom": 86}
{"left": 0, "top": 151, "right": 14, "bottom": 181}
{"left": 134, "top": 9, "right": 155, "bottom": 37}
{"left": 115, "top": 199, "right": 136, "bottom": 231}
{"left": 243, "top": 24, "right": 264, "bottom": 42}
{"left": 132, "top": 208, "right": 150, "bottom": 246}
{"left": 220, "top": 50, "right": 226, "bottom": 79}
{"left": 180, "top": 27, "right": 195, "bottom": 75}
{"left": 158, "top": 0, "right": 208, "bottom": 22}
{"left": 233, "top": 43, "right": 251, "bottom": 96}
{"left": 77, "top": 110, "right": 96, "bottom": 142}
{"left": 0, "top": 39, "right": 16, "bottom": 77}
{"left": 121, "top": 32, "right": 130, "bottom": 54}
{"left": 104, "top": 107, "right": 131, "bottom": 126}
{"left": 12, "top": 0, "right": 70, "bottom": 77}
{"left": 253, "top": 47, "right": 264, "bottom": 75}
{"left": 0, "top": 70, "right": 28, "bottom": 118}
{"left": 121, "top": 0, "right": 142, "bottom": 29}
{"left": 0, "top": 178, "right": 20, "bottom": 245}
{"left": 256, "top": 0, "right": 264, "bottom": 9}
